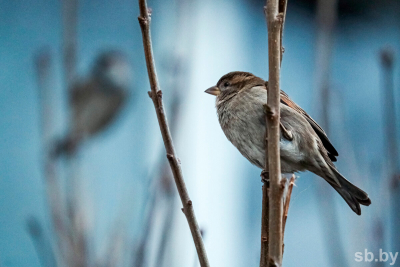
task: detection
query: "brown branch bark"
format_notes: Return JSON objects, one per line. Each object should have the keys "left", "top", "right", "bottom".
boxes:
{"left": 263, "top": 0, "right": 285, "bottom": 266}
{"left": 282, "top": 175, "right": 295, "bottom": 242}
{"left": 137, "top": 2, "right": 210, "bottom": 267}
{"left": 259, "top": 183, "right": 270, "bottom": 267}
{"left": 278, "top": 0, "right": 287, "bottom": 65}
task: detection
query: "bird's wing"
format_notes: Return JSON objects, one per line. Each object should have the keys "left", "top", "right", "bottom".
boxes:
{"left": 70, "top": 80, "right": 95, "bottom": 106}
{"left": 279, "top": 90, "right": 339, "bottom": 162}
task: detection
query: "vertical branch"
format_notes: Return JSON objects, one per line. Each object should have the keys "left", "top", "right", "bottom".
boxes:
{"left": 133, "top": 183, "right": 158, "bottom": 267}
{"left": 278, "top": 0, "right": 287, "bottom": 65}
{"left": 259, "top": 183, "right": 270, "bottom": 267}
{"left": 380, "top": 48, "right": 398, "bottom": 174}
{"left": 137, "top": 1, "right": 210, "bottom": 267}
{"left": 379, "top": 48, "right": 400, "bottom": 256}
{"left": 314, "top": 0, "right": 348, "bottom": 266}
{"left": 262, "top": 0, "right": 286, "bottom": 266}
{"left": 34, "top": 49, "right": 72, "bottom": 265}
{"left": 62, "top": 1, "right": 88, "bottom": 265}
{"left": 26, "top": 216, "right": 58, "bottom": 267}
{"left": 62, "top": 0, "right": 78, "bottom": 88}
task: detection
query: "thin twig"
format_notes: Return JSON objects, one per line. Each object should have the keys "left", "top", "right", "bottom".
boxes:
{"left": 263, "top": 0, "right": 285, "bottom": 266}
{"left": 62, "top": 1, "right": 89, "bottom": 265}
{"left": 380, "top": 47, "right": 400, "bottom": 256}
{"left": 278, "top": 0, "right": 288, "bottom": 65}
{"left": 137, "top": 2, "right": 210, "bottom": 267}
{"left": 155, "top": 188, "right": 176, "bottom": 267}
{"left": 314, "top": 0, "right": 348, "bottom": 266}
{"left": 34, "top": 49, "right": 72, "bottom": 265}
{"left": 380, "top": 48, "right": 398, "bottom": 174}
{"left": 282, "top": 175, "right": 295, "bottom": 234}
{"left": 133, "top": 186, "right": 157, "bottom": 267}
{"left": 26, "top": 216, "right": 58, "bottom": 267}
{"left": 62, "top": 0, "right": 78, "bottom": 88}
{"left": 281, "top": 176, "right": 294, "bottom": 255}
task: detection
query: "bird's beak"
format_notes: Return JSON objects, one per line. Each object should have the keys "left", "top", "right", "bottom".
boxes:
{"left": 205, "top": 86, "right": 220, "bottom": 96}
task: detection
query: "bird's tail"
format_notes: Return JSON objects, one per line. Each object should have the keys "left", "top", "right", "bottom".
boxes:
{"left": 330, "top": 168, "right": 371, "bottom": 215}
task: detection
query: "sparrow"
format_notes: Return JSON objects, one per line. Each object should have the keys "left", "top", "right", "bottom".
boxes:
{"left": 53, "top": 50, "right": 131, "bottom": 156}
{"left": 205, "top": 71, "right": 371, "bottom": 215}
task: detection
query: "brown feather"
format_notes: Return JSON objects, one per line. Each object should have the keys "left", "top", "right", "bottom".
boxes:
{"left": 279, "top": 90, "right": 338, "bottom": 161}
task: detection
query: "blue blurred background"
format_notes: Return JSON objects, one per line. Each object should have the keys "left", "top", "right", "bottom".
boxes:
{"left": 1, "top": 0, "right": 399, "bottom": 266}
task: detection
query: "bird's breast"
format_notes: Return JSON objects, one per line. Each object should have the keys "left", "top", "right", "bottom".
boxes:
{"left": 217, "top": 91, "right": 267, "bottom": 168}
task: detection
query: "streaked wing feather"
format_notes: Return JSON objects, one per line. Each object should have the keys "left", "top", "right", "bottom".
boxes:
{"left": 280, "top": 90, "right": 338, "bottom": 161}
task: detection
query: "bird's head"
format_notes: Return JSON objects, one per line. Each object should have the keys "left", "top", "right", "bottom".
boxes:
{"left": 205, "top": 71, "right": 264, "bottom": 100}
{"left": 92, "top": 50, "right": 132, "bottom": 89}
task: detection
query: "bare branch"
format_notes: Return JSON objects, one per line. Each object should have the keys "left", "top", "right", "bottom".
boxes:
{"left": 263, "top": 0, "right": 285, "bottom": 266}
{"left": 259, "top": 183, "right": 270, "bottom": 267}
{"left": 137, "top": 1, "right": 210, "bottom": 267}
{"left": 62, "top": 0, "right": 78, "bottom": 89}
{"left": 26, "top": 216, "right": 57, "bottom": 267}
{"left": 314, "top": 0, "right": 349, "bottom": 266}
{"left": 379, "top": 47, "right": 400, "bottom": 258}
{"left": 34, "top": 49, "right": 73, "bottom": 265}
{"left": 278, "top": 0, "right": 288, "bottom": 65}
{"left": 282, "top": 175, "right": 295, "bottom": 239}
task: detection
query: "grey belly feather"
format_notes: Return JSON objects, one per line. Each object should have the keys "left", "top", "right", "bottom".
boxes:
{"left": 217, "top": 86, "right": 312, "bottom": 173}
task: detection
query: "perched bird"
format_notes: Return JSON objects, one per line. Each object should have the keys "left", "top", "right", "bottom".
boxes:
{"left": 53, "top": 51, "right": 131, "bottom": 156}
{"left": 205, "top": 71, "right": 371, "bottom": 215}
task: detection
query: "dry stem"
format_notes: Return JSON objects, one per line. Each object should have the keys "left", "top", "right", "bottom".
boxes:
{"left": 137, "top": 1, "right": 210, "bottom": 267}
{"left": 281, "top": 176, "right": 295, "bottom": 255}
{"left": 282, "top": 175, "right": 295, "bottom": 235}
{"left": 259, "top": 184, "right": 270, "bottom": 267}
{"left": 262, "top": 0, "right": 285, "bottom": 266}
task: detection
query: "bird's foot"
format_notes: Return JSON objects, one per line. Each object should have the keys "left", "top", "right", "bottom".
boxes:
{"left": 280, "top": 122, "right": 293, "bottom": 141}
{"left": 261, "top": 170, "right": 270, "bottom": 187}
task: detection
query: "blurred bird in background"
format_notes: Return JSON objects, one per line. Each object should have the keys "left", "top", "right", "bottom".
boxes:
{"left": 53, "top": 50, "right": 131, "bottom": 157}
{"left": 205, "top": 71, "right": 371, "bottom": 215}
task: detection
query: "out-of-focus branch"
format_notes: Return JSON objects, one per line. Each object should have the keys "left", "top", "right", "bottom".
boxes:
{"left": 26, "top": 216, "right": 57, "bottom": 267}
{"left": 379, "top": 47, "right": 400, "bottom": 257}
{"left": 314, "top": 0, "right": 348, "bottom": 266}
{"left": 62, "top": 0, "right": 78, "bottom": 88}
{"left": 262, "top": 0, "right": 286, "bottom": 266}
{"left": 133, "top": 174, "right": 159, "bottom": 267}
{"left": 61, "top": 1, "right": 89, "bottom": 265}
{"left": 137, "top": 2, "right": 210, "bottom": 267}
{"left": 154, "top": 185, "right": 176, "bottom": 267}
{"left": 380, "top": 48, "right": 398, "bottom": 175}
{"left": 34, "top": 49, "right": 72, "bottom": 265}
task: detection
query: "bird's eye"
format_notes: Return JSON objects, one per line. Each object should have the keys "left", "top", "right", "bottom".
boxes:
{"left": 224, "top": 82, "right": 230, "bottom": 87}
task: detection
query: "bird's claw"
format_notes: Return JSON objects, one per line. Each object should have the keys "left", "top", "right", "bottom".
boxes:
{"left": 261, "top": 170, "right": 270, "bottom": 187}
